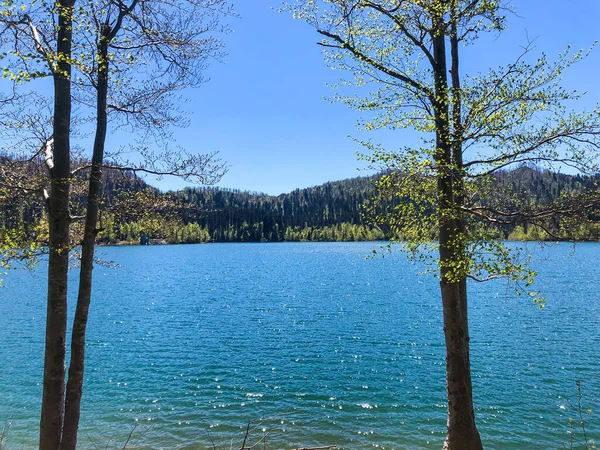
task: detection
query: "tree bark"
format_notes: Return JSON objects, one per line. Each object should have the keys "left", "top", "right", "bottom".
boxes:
{"left": 431, "top": 9, "right": 482, "bottom": 450}
{"left": 441, "top": 279, "right": 481, "bottom": 450}
{"left": 39, "top": 0, "right": 75, "bottom": 448}
{"left": 60, "top": 24, "right": 111, "bottom": 450}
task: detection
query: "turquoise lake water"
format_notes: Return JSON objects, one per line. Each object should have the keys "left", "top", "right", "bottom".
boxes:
{"left": 0, "top": 242, "right": 598, "bottom": 449}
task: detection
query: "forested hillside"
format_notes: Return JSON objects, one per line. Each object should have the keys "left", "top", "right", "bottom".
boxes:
{"left": 2, "top": 160, "right": 599, "bottom": 245}
{"left": 95, "top": 165, "right": 600, "bottom": 244}
{"left": 486, "top": 167, "right": 600, "bottom": 241}
{"left": 97, "top": 174, "right": 385, "bottom": 243}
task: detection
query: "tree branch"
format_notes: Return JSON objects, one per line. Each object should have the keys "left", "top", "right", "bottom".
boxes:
{"left": 316, "top": 29, "right": 433, "bottom": 99}
{"left": 360, "top": 0, "right": 435, "bottom": 67}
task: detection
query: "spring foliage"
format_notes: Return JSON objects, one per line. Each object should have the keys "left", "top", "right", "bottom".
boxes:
{"left": 284, "top": 0, "right": 600, "bottom": 302}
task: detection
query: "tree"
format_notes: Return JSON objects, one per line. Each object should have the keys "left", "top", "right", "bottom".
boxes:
{"left": 0, "top": 0, "right": 231, "bottom": 448}
{"left": 285, "top": 1, "right": 600, "bottom": 449}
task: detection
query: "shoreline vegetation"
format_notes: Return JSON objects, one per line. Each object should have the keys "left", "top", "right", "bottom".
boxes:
{"left": 100, "top": 222, "right": 387, "bottom": 246}
{"left": 101, "top": 226, "right": 600, "bottom": 247}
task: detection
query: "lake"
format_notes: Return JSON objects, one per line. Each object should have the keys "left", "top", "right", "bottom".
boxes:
{"left": 0, "top": 242, "right": 598, "bottom": 449}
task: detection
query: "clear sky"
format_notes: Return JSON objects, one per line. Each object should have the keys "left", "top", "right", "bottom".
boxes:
{"left": 151, "top": 0, "right": 600, "bottom": 195}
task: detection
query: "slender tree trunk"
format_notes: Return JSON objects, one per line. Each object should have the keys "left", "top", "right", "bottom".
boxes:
{"left": 431, "top": 13, "right": 482, "bottom": 450}
{"left": 60, "top": 24, "right": 111, "bottom": 450}
{"left": 441, "top": 278, "right": 481, "bottom": 450}
{"left": 39, "top": 0, "right": 75, "bottom": 448}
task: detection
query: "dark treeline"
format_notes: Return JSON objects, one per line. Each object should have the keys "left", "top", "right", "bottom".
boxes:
{"left": 2, "top": 160, "right": 599, "bottom": 245}
{"left": 97, "top": 165, "right": 600, "bottom": 244}
{"left": 178, "top": 175, "right": 381, "bottom": 241}
{"left": 490, "top": 166, "right": 600, "bottom": 240}
{"left": 98, "top": 175, "right": 385, "bottom": 243}
{"left": 494, "top": 166, "right": 600, "bottom": 206}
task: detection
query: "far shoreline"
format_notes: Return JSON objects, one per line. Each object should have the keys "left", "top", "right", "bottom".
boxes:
{"left": 96, "top": 238, "right": 600, "bottom": 248}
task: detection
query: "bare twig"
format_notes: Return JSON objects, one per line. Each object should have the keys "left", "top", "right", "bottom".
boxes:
{"left": 120, "top": 424, "right": 137, "bottom": 450}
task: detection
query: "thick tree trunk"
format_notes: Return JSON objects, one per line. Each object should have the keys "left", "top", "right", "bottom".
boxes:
{"left": 431, "top": 14, "right": 482, "bottom": 450}
{"left": 60, "top": 25, "right": 110, "bottom": 450}
{"left": 39, "top": 0, "right": 75, "bottom": 448}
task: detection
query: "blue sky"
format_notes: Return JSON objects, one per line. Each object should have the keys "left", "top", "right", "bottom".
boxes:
{"left": 154, "top": 0, "right": 600, "bottom": 195}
